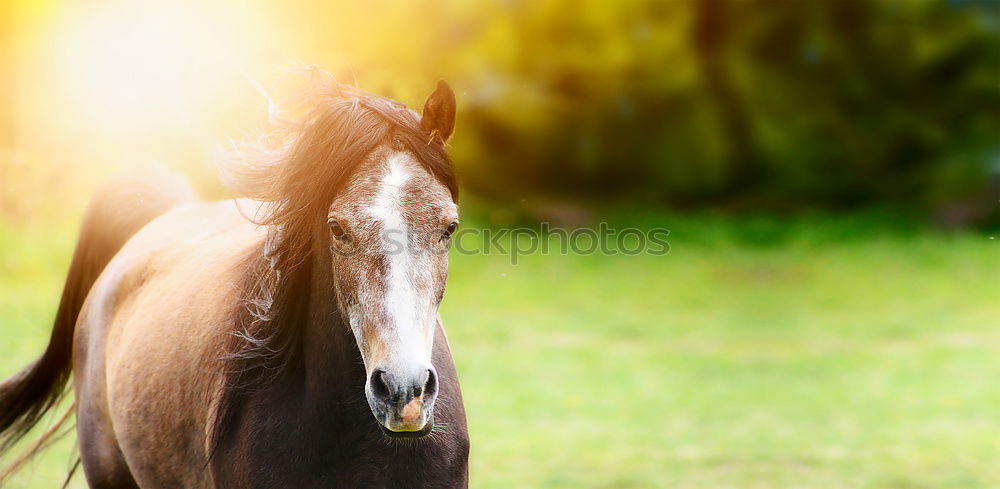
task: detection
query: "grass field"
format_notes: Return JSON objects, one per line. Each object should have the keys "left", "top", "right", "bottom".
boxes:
{"left": 1, "top": 213, "right": 998, "bottom": 488}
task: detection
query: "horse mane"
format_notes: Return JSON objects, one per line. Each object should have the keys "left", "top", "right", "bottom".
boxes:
{"left": 209, "top": 70, "right": 459, "bottom": 461}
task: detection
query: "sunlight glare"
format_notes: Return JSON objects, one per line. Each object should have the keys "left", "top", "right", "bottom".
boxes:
{"left": 55, "top": 2, "right": 260, "bottom": 131}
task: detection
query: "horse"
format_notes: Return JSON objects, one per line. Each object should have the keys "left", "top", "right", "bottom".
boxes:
{"left": 0, "top": 76, "right": 470, "bottom": 488}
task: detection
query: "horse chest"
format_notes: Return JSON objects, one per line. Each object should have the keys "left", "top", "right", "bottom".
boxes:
{"left": 213, "top": 393, "right": 468, "bottom": 489}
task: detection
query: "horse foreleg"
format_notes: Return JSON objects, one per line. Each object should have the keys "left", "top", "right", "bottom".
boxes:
{"left": 77, "top": 395, "right": 140, "bottom": 489}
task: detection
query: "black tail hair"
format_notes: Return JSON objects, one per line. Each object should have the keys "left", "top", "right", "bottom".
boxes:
{"left": 0, "top": 170, "right": 195, "bottom": 453}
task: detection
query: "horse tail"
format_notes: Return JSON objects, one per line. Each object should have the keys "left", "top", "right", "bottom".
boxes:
{"left": 0, "top": 169, "right": 196, "bottom": 454}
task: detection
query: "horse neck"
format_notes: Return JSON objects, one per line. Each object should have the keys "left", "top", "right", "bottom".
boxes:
{"left": 298, "top": 236, "right": 365, "bottom": 396}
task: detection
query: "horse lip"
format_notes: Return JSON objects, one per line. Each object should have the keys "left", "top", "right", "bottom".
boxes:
{"left": 378, "top": 415, "right": 434, "bottom": 439}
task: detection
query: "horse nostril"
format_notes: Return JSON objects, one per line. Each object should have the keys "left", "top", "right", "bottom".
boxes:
{"left": 370, "top": 369, "right": 391, "bottom": 401}
{"left": 423, "top": 369, "right": 438, "bottom": 398}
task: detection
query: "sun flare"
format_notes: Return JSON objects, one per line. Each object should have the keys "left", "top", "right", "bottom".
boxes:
{"left": 54, "top": 2, "right": 263, "bottom": 131}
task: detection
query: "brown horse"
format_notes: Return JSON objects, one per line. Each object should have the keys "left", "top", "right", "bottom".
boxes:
{"left": 0, "top": 77, "right": 470, "bottom": 488}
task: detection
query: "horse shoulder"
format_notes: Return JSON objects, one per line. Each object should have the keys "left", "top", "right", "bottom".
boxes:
{"left": 77, "top": 199, "right": 264, "bottom": 489}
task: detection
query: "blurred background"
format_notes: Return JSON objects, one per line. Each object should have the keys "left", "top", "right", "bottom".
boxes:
{"left": 1, "top": 0, "right": 999, "bottom": 487}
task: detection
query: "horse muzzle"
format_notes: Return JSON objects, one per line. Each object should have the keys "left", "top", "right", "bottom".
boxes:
{"left": 366, "top": 366, "right": 438, "bottom": 437}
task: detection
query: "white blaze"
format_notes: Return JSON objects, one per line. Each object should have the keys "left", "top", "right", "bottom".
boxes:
{"left": 367, "top": 152, "right": 434, "bottom": 363}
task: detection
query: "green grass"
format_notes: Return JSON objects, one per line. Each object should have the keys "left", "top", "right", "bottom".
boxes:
{"left": 1, "top": 215, "right": 998, "bottom": 488}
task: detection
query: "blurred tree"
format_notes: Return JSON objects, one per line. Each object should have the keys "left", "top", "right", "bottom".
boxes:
{"left": 439, "top": 0, "right": 1000, "bottom": 216}
{"left": 2, "top": 0, "right": 997, "bottom": 220}
{"left": 693, "top": 0, "right": 761, "bottom": 196}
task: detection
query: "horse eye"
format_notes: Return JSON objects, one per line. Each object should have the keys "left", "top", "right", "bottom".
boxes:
{"left": 329, "top": 219, "right": 347, "bottom": 240}
{"left": 443, "top": 220, "right": 458, "bottom": 238}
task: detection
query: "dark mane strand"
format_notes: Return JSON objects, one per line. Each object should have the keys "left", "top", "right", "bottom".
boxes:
{"left": 208, "top": 75, "right": 458, "bottom": 460}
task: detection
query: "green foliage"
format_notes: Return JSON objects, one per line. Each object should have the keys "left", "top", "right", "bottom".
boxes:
{"left": 326, "top": 0, "right": 1000, "bottom": 210}
{"left": 4, "top": 0, "right": 997, "bottom": 222}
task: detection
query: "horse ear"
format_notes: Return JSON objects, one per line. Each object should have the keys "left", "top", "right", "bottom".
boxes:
{"left": 420, "top": 80, "right": 456, "bottom": 143}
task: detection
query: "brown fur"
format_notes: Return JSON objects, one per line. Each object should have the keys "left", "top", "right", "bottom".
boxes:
{"left": 0, "top": 77, "right": 469, "bottom": 488}
{"left": 0, "top": 170, "right": 195, "bottom": 485}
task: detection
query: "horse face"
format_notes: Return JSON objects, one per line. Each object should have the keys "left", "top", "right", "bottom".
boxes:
{"left": 326, "top": 147, "right": 457, "bottom": 436}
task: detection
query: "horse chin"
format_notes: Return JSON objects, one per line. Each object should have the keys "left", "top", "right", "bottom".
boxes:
{"left": 378, "top": 416, "right": 434, "bottom": 439}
